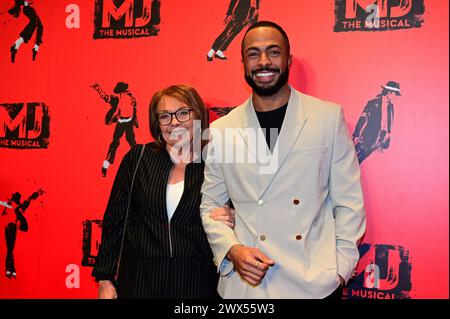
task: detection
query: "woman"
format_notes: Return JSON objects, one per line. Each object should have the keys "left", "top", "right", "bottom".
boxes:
{"left": 92, "top": 85, "right": 234, "bottom": 299}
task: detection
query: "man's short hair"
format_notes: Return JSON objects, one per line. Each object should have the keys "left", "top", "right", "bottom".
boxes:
{"left": 241, "top": 21, "right": 291, "bottom": 58}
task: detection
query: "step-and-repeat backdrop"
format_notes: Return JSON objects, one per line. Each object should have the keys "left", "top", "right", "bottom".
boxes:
{"left": 0, "top": 0, "right": 448, "bottom": 298}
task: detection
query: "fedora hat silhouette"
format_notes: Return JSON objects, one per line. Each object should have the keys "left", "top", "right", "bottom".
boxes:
{"left": 113, "top": 82, "right": 129, "bottom": 94}
{"left": 381, "top": 81, "right": 401, "bottom": 96}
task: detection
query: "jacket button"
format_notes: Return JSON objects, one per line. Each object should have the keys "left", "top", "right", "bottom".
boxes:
{"left": 257, "top": 199, "right": 264, "bottom": 206}
{"left": 295, "top": 235, "right": 302, "bottom": 240}
{"left": 260, "top": 235, "right": 267, "bottom": 241}
{"left": 293, "top": 199, "right": 300, "bottom": 205}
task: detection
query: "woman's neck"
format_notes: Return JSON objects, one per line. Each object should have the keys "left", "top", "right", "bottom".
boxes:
{"left": 166, "top": 143, "right": 193, "bottom": 164}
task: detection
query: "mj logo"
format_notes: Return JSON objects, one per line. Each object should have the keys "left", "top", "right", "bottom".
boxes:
{"left": 345, "top": 243, "right": 413, "bottom": 299}
{"left": 334, "top": 0, "right": 425, "bottom": 32}
{"left": 93, "top": 0, "right": 161, "bottom": 39}
{"left": 81, "top": 219, "right": 102, "bottom": 267}
{"left": 0, "top": 102, "right": 50, "bottom": 149}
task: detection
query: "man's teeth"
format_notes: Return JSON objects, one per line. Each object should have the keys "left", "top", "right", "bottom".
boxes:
{"left": 256, "top": 71, "right": 276, "bottom": 77}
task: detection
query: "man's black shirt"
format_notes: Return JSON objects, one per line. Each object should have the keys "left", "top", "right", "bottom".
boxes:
{"left": 255, "top": 103, "right": 288, "bottom": 151}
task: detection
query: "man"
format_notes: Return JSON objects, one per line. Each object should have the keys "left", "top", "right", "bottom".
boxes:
{"left": 91, "top": 82, "right": 138, "bottom": 177}
{"left": 200, "top": 21, "right": 366, "bottom": 298}
{"left": 206, "top": 0, "right": 260, "bottom": 62}
{"left": 353, "top": 81, "right": 401, "bottom": 164}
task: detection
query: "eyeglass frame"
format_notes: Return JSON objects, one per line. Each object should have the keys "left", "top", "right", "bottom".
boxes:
{"left": 157, "top": 108, "right": 193, "bottom": 126}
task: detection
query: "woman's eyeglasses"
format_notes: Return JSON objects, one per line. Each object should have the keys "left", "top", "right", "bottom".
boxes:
{"left": 157, "top": 108, "right": 193, "bottom": 126}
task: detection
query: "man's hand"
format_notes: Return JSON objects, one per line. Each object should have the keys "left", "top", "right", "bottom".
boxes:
{"left": 209, "top": 204, "right": 235, "bottom": 228}
{"left": 227, "top": 245, "right": 275, "bottom": 286}
{"left": 98, "top": 280, "right": 117, "bottom": 299}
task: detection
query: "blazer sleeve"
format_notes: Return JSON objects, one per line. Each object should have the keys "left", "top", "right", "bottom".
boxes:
{"left": 330, "top": 106, "right": 366, "bottom": 284}
{"left": 200, "top": 131, "right": 241, "bottom": 275}
{"left": 91, "top": 148, "right": 135, "bottom": 282}
{"left": 226, "top": 0, "right": 238, "bottom": 16}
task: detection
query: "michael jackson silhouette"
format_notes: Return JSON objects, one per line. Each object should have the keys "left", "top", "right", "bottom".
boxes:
{"left": 207, "top": 0, "right": 260, "bottom": 61}
{"left": 8, "top": 0, "right": 43, "bottom": 63}
{"left": 353, "top": 81, "right": 401, "bottom": 164}
{"left": 2, "top": 189, "right": 44, "bottom": 278}
{"left": 91, "top": 82, "right": 138, "bottom": 177}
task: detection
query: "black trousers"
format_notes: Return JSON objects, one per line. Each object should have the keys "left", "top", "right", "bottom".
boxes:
{"left": 323, "top": 285, "right": 344, "bottom": 300}
{"left": 106, "top": 121, "right": 136, "bottom": 164}
{"left": 5, "top": 223, "right": 17, "bottom": 272}
{"left": 212, "top": 17, "right": 253, "bottom": 52}
{"left": 116, "top": 254, "right": 219, "bottom": 299}
{"left": 20, "top": 6, "right": 43, "bottom": 45}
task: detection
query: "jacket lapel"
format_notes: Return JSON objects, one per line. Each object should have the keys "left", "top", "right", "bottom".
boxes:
{"left": 238, "top": 88, "right": 307, "bottom": 198}
{"left": 273, "top": 89, "right": 307, "bottom": 172}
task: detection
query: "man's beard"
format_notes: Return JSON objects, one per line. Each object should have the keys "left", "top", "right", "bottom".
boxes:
{"left": 245, "top": 67, "right": 290, "bottom": 96}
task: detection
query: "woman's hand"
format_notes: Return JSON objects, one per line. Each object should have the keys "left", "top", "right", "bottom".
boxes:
{"left": 98, "top": 280, "right": 117, "bottom": 299}
{"left": 210, "top": 204, "right": 236, "bottom": 228}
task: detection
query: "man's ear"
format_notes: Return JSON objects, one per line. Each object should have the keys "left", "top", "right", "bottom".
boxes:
{"left": 288, "top": 54, "right": 293, "bottom": 68}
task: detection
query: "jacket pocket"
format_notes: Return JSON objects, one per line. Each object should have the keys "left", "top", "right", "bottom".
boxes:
{"left": 299, "top": 146, "right": 329, "bottom": 155}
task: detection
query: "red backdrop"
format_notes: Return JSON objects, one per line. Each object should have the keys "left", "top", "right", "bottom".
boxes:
{"left": 0, "top": 0, "right": 448, "bottom": 298}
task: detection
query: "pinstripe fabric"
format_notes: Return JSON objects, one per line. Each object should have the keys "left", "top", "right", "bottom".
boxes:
{"left": 92, "top": 143, "right": 218, "bottom": 299}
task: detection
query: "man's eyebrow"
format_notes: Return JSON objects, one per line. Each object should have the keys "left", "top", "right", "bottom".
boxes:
{"left": 265, "top": 45, "right": 283, "bottom": 50}
{"left": 245, "top": 44, "right": 283, "bottom": 53}
{"left": 245, "top": 46, "right": 260, "bottom": 53}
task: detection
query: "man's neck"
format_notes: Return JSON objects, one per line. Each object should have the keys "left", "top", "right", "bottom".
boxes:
{"left": 252, "top": 85, "right": 291, "bottom": 112}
